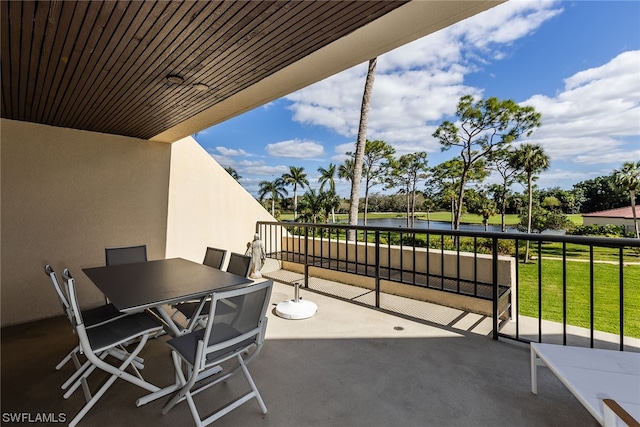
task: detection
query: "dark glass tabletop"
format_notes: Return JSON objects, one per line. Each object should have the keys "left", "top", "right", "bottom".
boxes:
{"left": 83, "top": 258, "right": 252, "bottom": 312}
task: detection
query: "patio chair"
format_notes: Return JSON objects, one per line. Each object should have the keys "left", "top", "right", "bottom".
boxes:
{"left": 174, "top": 252, "right": 252, "bottom": 328}
{"left": 61, "top": 269, "right": 164, "bottom": 427}
{"left": 44, "top": 265, "right": 126, "bottom": 372}
{"left": 162, "top": 279, "right": 273, "bottom": 426}
{"left": 105, "top": 244, "right": 147, "bottom": 266}
{"left": 171, "top": 247, "right": 227, "bottom": 319}
{"left": 226, "top": 252, "right": 252, "bottom": 277}
{"left": 202, "top": 246, "right": 227, "bottom": 269}
{"left": 104, "top": 244, "right": 166, "bottom": 326}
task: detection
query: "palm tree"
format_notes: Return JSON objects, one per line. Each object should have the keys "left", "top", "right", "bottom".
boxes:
{"left": 489, "top": 148, "right": 522, "bottom": 232}
{"left": 298, "top": 189, "right": 324, "bottom": 223}
{"left": 224, "top": 166, "right": 241, "bottom": 181}
{"left": 347, "top": 140, "right": 395, "bottom": 225}
{"left": 282, "top": 166, "right": 309, "bottom": 220}
{"left": 320, "top": 190, "right": 341, "bottom": 224}
{"left": 318, "top": 163, "right": 337, "bottom": 222}
{"left": 338, "top": 158, "right": 355, "bottom": 183}
{"left": 257, "top": 178, "right": 287, "bottom": 217}
{"left": 613, "top": 160, "right": 640, "bottom": 238}
{"left": 478, "top": 198, "right": 498, "bottom": 231}
{"left": 348, "top": 57, "right": 377, "bottom": 240}
{"left": 510, "top": 143, "right": 550, "bottom": 262}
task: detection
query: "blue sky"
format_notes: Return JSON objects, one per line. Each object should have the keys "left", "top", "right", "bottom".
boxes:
{"left": 194, "top": 0, "right": 640, "bottom": 198}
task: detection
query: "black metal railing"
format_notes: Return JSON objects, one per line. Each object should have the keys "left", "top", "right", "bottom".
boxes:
{"left": 256, "top": 221, "right": 640, "bottom": 350}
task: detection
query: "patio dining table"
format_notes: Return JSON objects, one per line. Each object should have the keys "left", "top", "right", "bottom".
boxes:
{"left": 82, "top": 257, "right": 253, "bottom": 337}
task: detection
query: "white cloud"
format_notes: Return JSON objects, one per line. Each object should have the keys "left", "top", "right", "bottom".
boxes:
{"left": 265, "top": 139, "right": 325, "bottom": 159}
{"left": 452, "top": 0, "right": 563, "bottom": 49}
{"left": 242, "top": 164, "right": 289, "bottom": 176}
{"left": 331, "top": 142, "right": 355, "bottom": 162}
{"left": 284, "top": 0, "right": 563, "bottom": 152}
{"left": 209, "top": 154, "right": 233, "bottom": 167}
{"left": 216, "top": 146, "right": 247, "bottom": 156}
{"left": 524, "top": 50, "right": 640, "bottom": 165}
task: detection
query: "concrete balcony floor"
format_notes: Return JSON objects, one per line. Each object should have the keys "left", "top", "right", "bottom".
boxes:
{"left": 1, "top": 281, "right": 598, "bottom": 427}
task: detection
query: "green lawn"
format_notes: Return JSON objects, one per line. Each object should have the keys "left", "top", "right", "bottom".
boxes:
{"left": 280, "top": 211, "right": 584, "bottom": 226}
{"left": 518, "top": 260, "right": 640, "bottom": 338}
{"left": 533, "top": 241, "right": 640, "bottom": 262}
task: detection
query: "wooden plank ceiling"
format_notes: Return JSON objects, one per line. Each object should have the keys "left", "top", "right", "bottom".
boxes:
{"left": 1, "top": 0, "right": 407, "bottom": 140}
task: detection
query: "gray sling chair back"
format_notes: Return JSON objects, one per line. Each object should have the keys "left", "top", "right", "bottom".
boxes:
{"left": 61, "top": 268, "right": 164, "bottom": 427}
{"left": 162, "top": 279, "right": 274, "bottom": 426}
{"left": 171, "top": 247, "right": 228, "bottom": 322}
{"left": 103, "top": 244, "right": 148, "bottom": 305}
{"left": 174, "top": 252, "right": 252, "bottom": 329}
{"left": 105, "top": 244, "right": 147, "bottom": 266}
{"left": 202, "top": 246, "right": 227, "bottom": 269}
{"left": 44, "top": 265, "right": 126, "bottom": 384}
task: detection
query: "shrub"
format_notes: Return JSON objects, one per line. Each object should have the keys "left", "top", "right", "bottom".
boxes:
{"left": 567, "top": 224, "right": 625, "bottom": 237}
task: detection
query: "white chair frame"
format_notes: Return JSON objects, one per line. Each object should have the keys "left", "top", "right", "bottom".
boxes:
{"left": 62, "top": 269, "right": 163, "bottom": 427}
{"left": 162, "top": 279, "right": 273, "bottom": 426}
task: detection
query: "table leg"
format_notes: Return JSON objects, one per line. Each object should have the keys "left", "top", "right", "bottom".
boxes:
{"left": 154, "top": 306, "right": 185, "bottom": 336}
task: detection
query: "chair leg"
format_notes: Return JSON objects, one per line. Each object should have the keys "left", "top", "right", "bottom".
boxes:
{"left": 63, "top": 351, "right": 110, "bottom": 395}
{"left": 238, "top": 354, "right": 267, "bottom": 415}
{"left": 55, "top": 346, "right": 81, "bottom": 370}
{"left": 68, "top": 336, "right": 159, "bottom": 426}
{"left": 68, "top": 374, "right": 119, "bottom": 427}
{"left": 161, "top": 352, "right": 194, "bottom": 415}
{"left": 163, "top": 352, "right": 267, "bottom": 427}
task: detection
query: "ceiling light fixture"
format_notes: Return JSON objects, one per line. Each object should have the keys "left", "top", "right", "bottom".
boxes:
{"left": 166, "top": 75, "right": 184, "bottom": 84}
{"left": 193, "top": 83, "right": 209, "bottom": 91}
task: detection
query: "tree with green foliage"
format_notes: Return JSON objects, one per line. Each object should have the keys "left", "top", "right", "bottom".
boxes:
{"left": 488, "top": 147, "right": 522, "bottom": 231}
{"left": 613, "top": 160, "right": 640, "bottom": 238}
{"left": 537, "top": 187, "right": 581, "bottom": 214}
{"left": 224, "top": 166, "right": 241, "bottom": 181}
{"left": 321, "top": 190, "right": 342, "bottom": 224}
{"left": 466, "top": 189, "right": 498, "bottom": 231}
{"left": 338, "top": 158, "right": 355, "bottom": 183}
{"left": 422, "top": 197, "right": 436, "bottom": 228}
{"left": 573, "top": 175, "right": 629, "bottom": 213}
{"left": 478, "top": 196, "right": 498, "bottom": 232}
{"left": 282, "top": 166, "right": 309, "bottom": 220}
{"left": 433, "top": 95, "right": 541, "bottom": 231}
{"left": 318, "top": 163, "right": 337, "bottom": 223}
{"left": 427, "top": 158, "right": 487, "bottom": 229}
{"left": 298, "top": 188, "right": 324, "bottom": 223}
{"left": 386, "top": 152, "right": 429, "bottom": 227}
{"left": 518, "top": 203, "right": 570, "bottom": 234}
{"left": 257, "top": 178, "right": 287, "bottom": 217}
{"left": 347, "top": 139, "right": 395, "bottom": 225}
{"left": 510, "top": 143, "right": 550, "bottom": 262}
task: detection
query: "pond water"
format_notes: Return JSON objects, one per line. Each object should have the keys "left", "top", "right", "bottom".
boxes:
{"left": 357, "top": 217, "right": 566, "bottom": 235}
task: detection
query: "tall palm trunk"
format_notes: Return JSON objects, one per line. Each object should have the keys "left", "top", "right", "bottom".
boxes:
{"left": 631, "top": 189, "right": 639, "bottom": 238}
{"left": 525, "top": 173, "right": 533, "bottom": 263}
{"left": 293, "top": 186, "right": 298, "bottom": 220}
{"left": 364, "top": 181, "right": 370, "bottom": 226}
{"left": 450, "top": 198, "right": 455, "bottom": 230}
{"left": 501, "top": 178, "right": 508, "bottom": 232}
{"left": 411, "top": 184, "right": 417, "bottom": 228}
{"left": 349, "top": 58, "right": 377, "bottom": 240}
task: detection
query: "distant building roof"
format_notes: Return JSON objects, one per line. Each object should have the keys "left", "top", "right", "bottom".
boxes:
{"left": 582, "top": 206, "right": 635, "bottom": 219}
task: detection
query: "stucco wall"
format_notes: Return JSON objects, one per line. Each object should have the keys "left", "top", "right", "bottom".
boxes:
{"left": 165, "top": 137, "right": 275, "bottom": 266}
{"left": 583, "top": 216, "right": 635, "bottom": 234}
{"left": 1, "top": 119, "right": 171, "bottom": 326}
{"left": 1, "top": 122, "right": 276, "bottom": 326}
